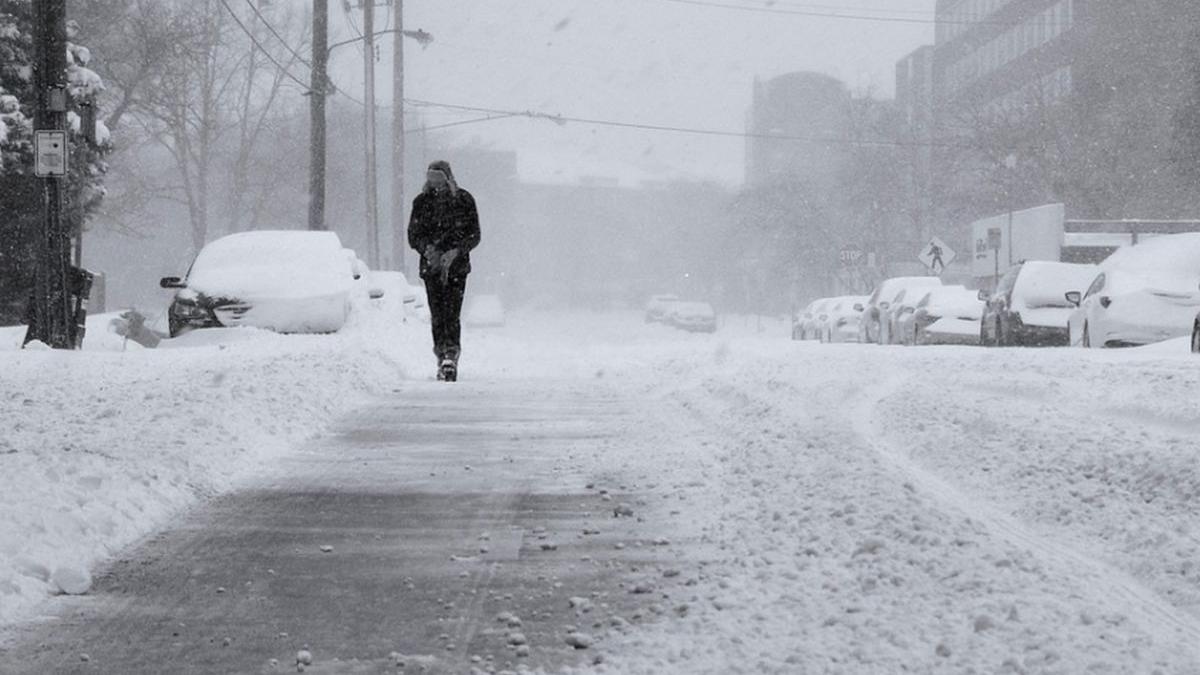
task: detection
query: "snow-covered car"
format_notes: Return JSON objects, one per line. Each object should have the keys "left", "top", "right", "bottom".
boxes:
{"left": 1066, "top": 234, "right": 1200, "bottom": 348}
{"left": 819, "top": 296, "right": 867, "bottom": 343}
{"left": 160, "top": 231, "right": 360, "bottom": 337}
{"left": 367, "top": 270, "right": 426, "bottom": 320}
{"left": 644, "top": 294, "right": 681, "bottom": 323}
{"left": 899, "top": 286, "right": 984, "bottom": 346}
{"left": 859, "top": 277, "right": 943, "bottom": 345}
{"left": 883, "top": 288, "right": 929, "bottom": 345}
{"left": 1193, "top": 311, "right": 1200, "bottom": 354}
{"left": 981, "top": 261, "right": 1098, "bottom": 347}
{"left": 465, "top": 294, "right": 507, "bottom": 328}
{"left": 668, "top": 301, "right": 717, "bottom": 333}
{"left": 793, "top": 298, "right": 832, "bottom": 341}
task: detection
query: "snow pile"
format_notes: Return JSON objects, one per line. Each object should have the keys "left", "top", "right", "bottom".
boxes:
{"left": 0, "top": 303, "right": 426, "bottom": 628}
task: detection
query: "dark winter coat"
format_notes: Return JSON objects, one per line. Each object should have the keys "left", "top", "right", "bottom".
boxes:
{"left": 407, "top": 187, "right": 481, "bottom": 281}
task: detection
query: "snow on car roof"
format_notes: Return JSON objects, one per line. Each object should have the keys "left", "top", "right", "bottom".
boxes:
{"left": 1101, "top": 233, "right": 1200, "bottom": 280}
{"left": 1012, "top": 261, "right": 1099, "bottom": 308}
{"left": 920, "top": 286, "right": 982, "bottom": 317}
{"left": 186, "top": 231, "right": 354, "bottom": 301}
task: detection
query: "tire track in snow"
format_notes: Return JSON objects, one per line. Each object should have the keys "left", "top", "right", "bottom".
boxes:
{"left": 853, "top": 376, "right": 1200, "bottom": 654}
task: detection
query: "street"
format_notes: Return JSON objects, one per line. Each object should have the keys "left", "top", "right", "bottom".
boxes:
{"left": 3, "top": 313, "right": 1200, "bottom": 673}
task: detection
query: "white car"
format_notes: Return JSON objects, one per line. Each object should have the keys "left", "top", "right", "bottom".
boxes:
{"left": 820, "top": 296, "right": 867, "bottom": 343}
{"left": 668, "top": 301, "right": 717, "bottom": 333}
{"left": 645, "top": 294, "right": 681, "bottom": 323}
{"left": 1068, "top": 234, "right": 1200, "bottom": 348}
{"left": 901, "top": 286, "right": 984, "bottom": 346}
{"left": 368, "top": 270, "right": 426, "bottom": 320}
{"left": 160, "top": 231, "right": 359, "bottom": 337}
{"left": 465, "top": 294, "right": 507, "bottom": 328}
{"left": 793, "top": 298, "right": 832, "bottom": 341}
{"left": 859, "top": 277, "right": 943, "bottom": 345}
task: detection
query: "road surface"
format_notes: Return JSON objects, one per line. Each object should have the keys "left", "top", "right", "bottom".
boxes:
{"left": 1, "top": 378, "right": 707, "bottom": 674}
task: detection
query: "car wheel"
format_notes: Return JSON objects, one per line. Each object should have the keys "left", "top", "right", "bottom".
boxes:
{"left": 1193, "top": 321, "right": 1200, "bottom": 354}
{"left": 913, "top": 327, "right": 921, "bottom": 346}
{"left": 1082, "top": 322, "right": 1092, "bottom": 349}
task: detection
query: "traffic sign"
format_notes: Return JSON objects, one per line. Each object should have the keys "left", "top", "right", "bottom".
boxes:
{"left": 918, "top": 237, "right": 956, "bottom": 274}
{"left": 34, "top": 130, "right": 68, "bottom": 178}
{"left": 839, "top": 245, "right": 866, "bottom": 267}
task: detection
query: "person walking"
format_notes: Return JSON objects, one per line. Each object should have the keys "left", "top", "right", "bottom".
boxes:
{"left": 408, "top": 161, "right": 480, "bottom": 382}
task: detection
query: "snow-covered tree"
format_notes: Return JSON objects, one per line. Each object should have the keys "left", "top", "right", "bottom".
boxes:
{"left": 0, "top": 1, "right": 111, "bottom": 324}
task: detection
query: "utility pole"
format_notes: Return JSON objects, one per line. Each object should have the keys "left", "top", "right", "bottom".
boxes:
{"left": 362, "top": 0, "right": 381, "bottom": 269}
{"left": 27, "top": 0, "right": 73, "bottom": 349}
{"left": 308, "top": 0, "right": 328, "bottom": 231}
{"left": 391, "top": 0, "right": 407, "bottom": 275}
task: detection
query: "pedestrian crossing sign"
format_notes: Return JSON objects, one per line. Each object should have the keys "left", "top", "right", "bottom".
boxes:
{"left": 918, "top": 237, "right": 956, "bottom": 274}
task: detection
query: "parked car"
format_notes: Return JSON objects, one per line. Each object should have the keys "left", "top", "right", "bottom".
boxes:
{"left": 1193, "top": 311, "right": 1200, "bottom": 354}
{"left": 819, "top": 296, "right": 868, "bottom": 343}
{"left": 858, "top": 277, "right": 943, "bottom": 345}
{"left": 160, "top": 231, "right": 361, "bottom": 337}
{"left": 899, "top": 286, "right": 984, "bottom": 346}
{"left": 368, "top": 270, "right": 426, "bottom": 320}
{"left": 668, "top": 301, "right": 718, "bottom": 333}
{"left": 465, "top": 294, "right": 507, "bottom": 328}
{"left": 793, "top": 298, "right": 832, "bottom": 341}
{"left": 884, "top": 289, "right": 929, "bottom": 345}
{"left": 645, "top": 294, "right": 681, "bottom": 323}
{"left": 980, "top": 261, "right": 1098, "bottom": 347}
{"left": 1066, "top": 234, "right": 1200, "bottom": 348}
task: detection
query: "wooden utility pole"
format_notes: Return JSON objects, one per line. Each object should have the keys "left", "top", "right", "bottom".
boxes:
{"left": 362, "top": 0, "right": 381, "bottom": 269}
{"left": 390, "top": 0, "right": 407, "bottom": 274}
{"left": 27, "top": 0, "right": 73, "bottom": 349}
{"left": 308, "top": 0, "right": 328, "bottom": 231}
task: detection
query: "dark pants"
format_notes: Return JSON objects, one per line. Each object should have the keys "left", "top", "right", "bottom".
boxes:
{"left": 426, "top": 273, "right": 467, "bottom": 360}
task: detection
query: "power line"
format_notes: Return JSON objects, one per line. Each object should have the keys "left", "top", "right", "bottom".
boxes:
{"left": 218, "top": 0, "right": 310, "bottom": 91}
{"left": 242, "top": 0, "right": 311, "bottom": 69}
{"left": 405, "top": 98, "right": 976, "bottom": 150}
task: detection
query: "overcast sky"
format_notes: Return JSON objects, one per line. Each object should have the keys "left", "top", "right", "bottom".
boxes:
{"left": 328, "top": 0, "right": 936, "bottom": 187}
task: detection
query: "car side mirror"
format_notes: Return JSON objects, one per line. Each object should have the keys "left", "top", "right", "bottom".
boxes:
{"left": 1065, "top": 291, "right": 1082, "bottom": 307}
{"left": 977, "top": 289, "right": 990, "bottom": 302}
{"left": 160, "top": 276, "right": 185, "bottom": 289}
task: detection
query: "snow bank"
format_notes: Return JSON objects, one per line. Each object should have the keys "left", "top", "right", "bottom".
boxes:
{"left": 558, "top": 335, "right": 1200, "bottom": 674}
{"left": 0, "top": 303, "right": 426, "bottom": 628}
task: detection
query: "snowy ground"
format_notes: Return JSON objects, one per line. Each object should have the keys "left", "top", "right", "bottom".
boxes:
{"left": 4, "top": 307, "right": 1200, "bottom": 673}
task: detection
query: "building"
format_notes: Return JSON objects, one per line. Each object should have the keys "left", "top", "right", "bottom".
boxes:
{"left": 934, "top": 0, "right": 1078, "bottom": 115}
{"left": 744, "top": 72, "right": 851, "bottom": 189}
{"left": 929, "top": 0, "right": 1200, "bottom": 225}
{"left": 896, "top": 46, "right": 936, "bottom": 135}
{"left": 895, "top": 46, "right": 937, "bottom": 242}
